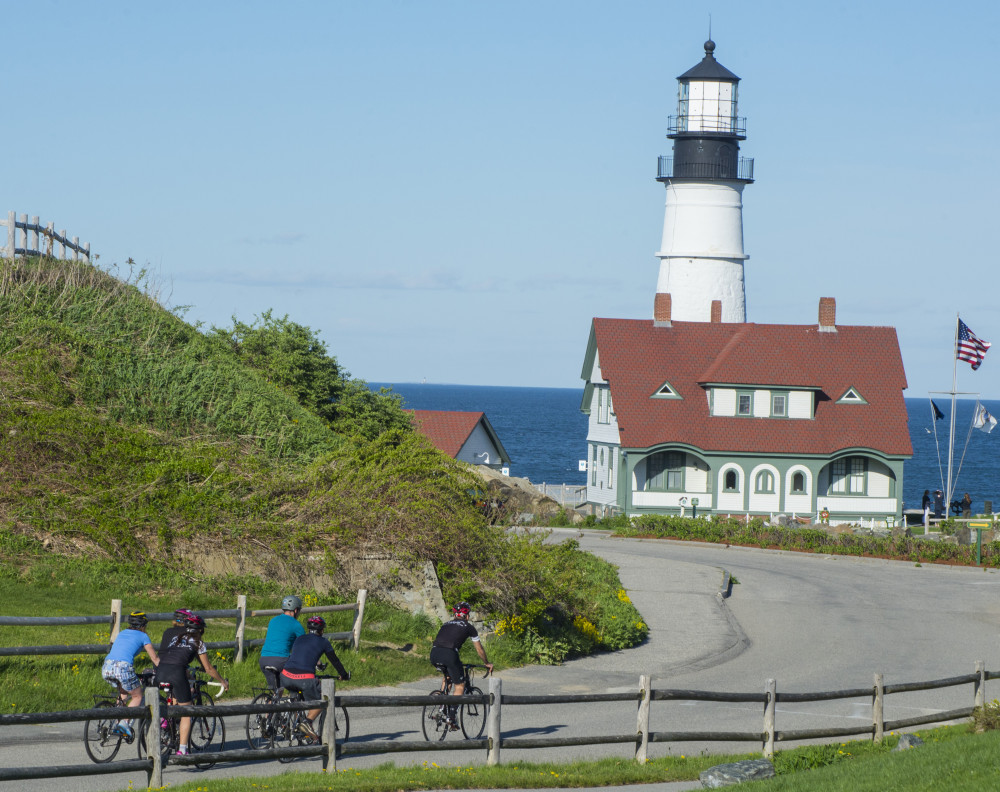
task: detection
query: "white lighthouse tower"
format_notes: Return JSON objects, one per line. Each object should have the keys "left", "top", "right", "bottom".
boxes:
{"left": 654, "top": 40, "right": 753, "bottom": 323}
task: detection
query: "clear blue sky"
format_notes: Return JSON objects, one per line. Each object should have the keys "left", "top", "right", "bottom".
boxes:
{"left": 6, "top": 1, "right": 1000, "bottom": 396}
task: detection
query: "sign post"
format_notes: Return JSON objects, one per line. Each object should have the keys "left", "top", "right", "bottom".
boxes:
{"left": 970, "top": 521, "right": 990, "bottom": 565}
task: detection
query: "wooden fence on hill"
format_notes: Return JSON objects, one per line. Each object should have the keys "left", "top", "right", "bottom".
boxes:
{"left": 1, "top": 210, "right": 92, "bottom": 260}
{"left": 0, "top": 590, "right": 368, "bottom": 660}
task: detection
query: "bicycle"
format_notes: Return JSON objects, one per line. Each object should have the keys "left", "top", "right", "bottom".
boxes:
{"left": 246, "top": 664, "right": 349, "bottom": 758}
{"left": 83, "top": 670, "right": 156, "bottom": 763}
{"left": 422, "top": 663, "right": 490, "bottom": 741}
{"left": 137, "top": 668, "right": 227, "bottom": 770}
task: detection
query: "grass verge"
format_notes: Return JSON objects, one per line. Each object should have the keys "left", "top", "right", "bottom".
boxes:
{"left": 106, "top": 726, "right": 996, "bottom": 792}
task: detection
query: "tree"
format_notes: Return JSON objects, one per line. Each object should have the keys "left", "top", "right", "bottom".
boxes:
{"left": 208, "top": 310, "right": 411, "bottom": 440}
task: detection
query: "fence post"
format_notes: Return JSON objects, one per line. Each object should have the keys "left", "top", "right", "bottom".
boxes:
{"left": 6, "top": 210, "right": 14, "bottom": 258}
{"left": 873, "top": 673, "right": 884, "bottom": 744}
{"left": 235, "top": 595, "right": 247, "bottom": 663}
{"left": 321, "top": 677, "right": 336, "bottom": 772}
{"left": 84, "top": 241, "right": 91, "bottom": 261}
{"left": 487, "top": 676, "right": 502, "bottom": 766}
{"left": 635, "top": 674, "right": 651, "bottom": 763}
{"left": 110, "top": 599, "right": 123, "bottom": 643}
{"left": 975, "top": 660, "right": 986, "bottom": 709}
{"left": 763, "top": 678, "right": 776, "bottom": 759}
{"left": 30, "top": 215, "right": 38, "bottom": 254}
{"left": 45, "top": 222, "right": 54, "bottom": 256}
{"left": 72, "top": 236, "right": 79, "bottom": 261}
{"left": 19, "top": 214, "right": 27, "bottom": 256}
{"left": 145, "top": 686, "right": 162, "bottom": 788}
{"left": 59, "top": 229, "right": 66, "bottom": 259}
{"left": 352, "top": 589, "right": 367, "bottom": 650}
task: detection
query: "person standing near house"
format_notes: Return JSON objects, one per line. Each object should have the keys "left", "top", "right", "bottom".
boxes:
{"left": 922, "top": 490, "right": 931, "bottom": 528}
{"left": 933, "top": 490, "right": 945, "bottom": 520}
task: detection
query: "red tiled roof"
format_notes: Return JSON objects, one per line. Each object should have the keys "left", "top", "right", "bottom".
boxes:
{"left": 589, "top": 318, "right": 912, "bottom": 456}
{"left": 407, "top": 410, "right": 486, "bottom": 458}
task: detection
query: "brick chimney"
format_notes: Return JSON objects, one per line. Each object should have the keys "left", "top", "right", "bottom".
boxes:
{"left": 818, "top": 297, "right": 837, "bottom": 332}
{"left": 653, "top": 293, "right": 672, "bottom": 327}
{"left": 710, "top": 300, "right": 722, "bottom": 323}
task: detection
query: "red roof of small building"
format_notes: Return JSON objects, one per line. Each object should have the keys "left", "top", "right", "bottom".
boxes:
{"left": 407, "top": 410, "right": 490, "bottom": 458}
{"left": 586, "top": 318, "right": 912, "bottom": 457}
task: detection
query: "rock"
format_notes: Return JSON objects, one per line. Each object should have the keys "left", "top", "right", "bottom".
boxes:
{"left": 771, "top": 514, "right": 789, "bottom": 527}
{"left": 893, "top": 733, "right": 924, "bottom": 751}
{"left": 699, "top": 759, "right": 776, "bottom": 788}
{"left": 472, "top": 465, "right": 568, "bottom": 523}
{"left": 826, "top": 524, "right": 855, "bottom": 536}
{"left": 892, "top": 526, "right": 913, "bottom": 539}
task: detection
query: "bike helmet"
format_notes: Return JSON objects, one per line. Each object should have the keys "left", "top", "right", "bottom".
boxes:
{"left": 452, "top": 601, "right": 472, "bottom": 618}
{"left": 306, "top": 615, "right": 326, "bottom": 633}
{"left": 127, "top": 611, "right": 148, "bottom": 630}
{"left": 281, "top": 595, "right": 303, "bottom": 612}
{"left": 173, "top": 608, "right": 195, "bottom": 623}
{"left": 184, "top": 614, "right": 206, "bottom": 633}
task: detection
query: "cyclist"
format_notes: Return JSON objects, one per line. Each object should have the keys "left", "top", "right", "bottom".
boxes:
{"left": 430, "top": 601, "right": 493, "bottom": 728}
{"left": 101, "top": 611, "right": 160, "bottom": 739}
{"left": 280, "top": 615, "right": 350, "bottom": 740}
{"left": 259, "top": 595, "right": 304, "bottom": 690}
{"left": 159, "top": 608, "right": 195, "bottom": 653}
{"left": 157, "top": 613, "right": 229, "bottom": 756}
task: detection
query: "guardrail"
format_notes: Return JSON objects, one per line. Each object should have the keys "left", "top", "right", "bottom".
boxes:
{"left": 0, "top": 590, "right": 367, "bottom": 661}
{"left": 532, "top": 483, "right": 587, "bottom": 507}
{"left": 1, "top": 210, "right": 92, "bottom": 260}
{"left": 0, "top": 662, "right": 993, "bottom": 785}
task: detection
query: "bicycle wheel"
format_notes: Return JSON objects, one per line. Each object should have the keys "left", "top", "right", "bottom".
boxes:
{"left": 421, "top": 690, "right": 450, "bottom": 741}
{"left": 245, "top": 692, "right": 274, "bottom": 750}
{"left": 460, "top": 686, "right": 487, "bottom": 739}
{"left": 313, "top": 704, "right": 349, "bottom": 743}
{"left": 84, "top": 701, "right": 122, "bottom": 763}
{"left": 190, "top": 690, "right": 225, "bottom": 769}
{"left": 275, "top": 697, "right": 300, "bottom": 763}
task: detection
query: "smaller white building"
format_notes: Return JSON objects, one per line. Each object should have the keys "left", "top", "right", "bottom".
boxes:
{"left": 408, "top": 410, "right": 511, "bottom": 472}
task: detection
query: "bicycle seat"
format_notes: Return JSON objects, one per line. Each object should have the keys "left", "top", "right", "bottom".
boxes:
{"left": 432, "top": 663, "right": 450, "bottom": 673}
{"left": 264, "top": 666, "right": 279, "bottom": 673}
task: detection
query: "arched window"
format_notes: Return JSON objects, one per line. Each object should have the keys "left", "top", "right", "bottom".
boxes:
{"left": 791, "top": 472, "right": 806, "bottom": 493}
{"left": 755, "top": 470, "right": 775, "bottom": 494}
{"left": 724, "top": 469, "right": 738, "bottom": 492}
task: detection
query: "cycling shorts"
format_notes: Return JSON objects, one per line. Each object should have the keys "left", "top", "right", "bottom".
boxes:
{"left": 259, "top": 656, "right": 288, "bottom": 691}
{"left": 429, "top": 646, "right": 465, "bottom": 686}
{"left": 156, "top": 664, "right": 193, "bottom": 704}
{"left": 281, "top": 671, "right": 321, "bottom": 701}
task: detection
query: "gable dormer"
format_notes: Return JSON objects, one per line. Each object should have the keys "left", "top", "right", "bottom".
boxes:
{"left": 837, "top": 387, "right": 868, "bottom": 405}
{"left": 651, "top": 379, "right": 682, "bottom": 400}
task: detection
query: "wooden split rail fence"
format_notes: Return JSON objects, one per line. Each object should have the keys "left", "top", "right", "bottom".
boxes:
{"left": 0, "top": 661, "right": 995, "bottom": 786}
{"left": 0, "top": 590, "right": 367, "bottom": 661}
{"left": 2, "top": 210, "right": 92, "bottom": 261}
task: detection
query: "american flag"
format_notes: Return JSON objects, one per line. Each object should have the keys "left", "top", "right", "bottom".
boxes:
{"left": 957, "top": 319, "right": 991, "bottom": 370}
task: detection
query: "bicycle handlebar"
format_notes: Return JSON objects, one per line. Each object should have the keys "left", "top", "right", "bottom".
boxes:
{"left": 206, "top": 681, "right": 226, "bottom": 699}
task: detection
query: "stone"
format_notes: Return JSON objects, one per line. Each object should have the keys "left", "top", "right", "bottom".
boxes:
{"left": 699, "top": 759, "right": 776, "bottom": 788}
{"left": 893, "top": 733, "right": 924, "bottom": 751}
{"left": 472, "top": 465, "right": 568, "bottom": 523}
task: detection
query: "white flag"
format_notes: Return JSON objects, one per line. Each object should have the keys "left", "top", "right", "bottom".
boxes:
{"left": 973, "top": 403, "right": 997, "bottom": 434}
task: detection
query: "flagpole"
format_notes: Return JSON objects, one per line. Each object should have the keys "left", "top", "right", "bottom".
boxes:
{"left": 946, "top": 313, "right": 960, "bottom": 524}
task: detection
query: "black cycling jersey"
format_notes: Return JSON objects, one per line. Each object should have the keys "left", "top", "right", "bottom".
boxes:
{"left": 158, "top": 632, "right": 205, "bottom": 667}
{"left": 284, "top": 632, "right": 348, "bottom": 678}
{"left": 433, "top": 618, "right": 479, "bottom": 650}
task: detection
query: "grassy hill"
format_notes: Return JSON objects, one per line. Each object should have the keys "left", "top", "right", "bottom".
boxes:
{"left": 0, "top": 255, "right": 646, "bottom": 667}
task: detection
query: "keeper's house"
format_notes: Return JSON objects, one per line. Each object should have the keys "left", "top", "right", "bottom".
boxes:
{"left": 581, "top": 299, "right": 912, "bottom": 523}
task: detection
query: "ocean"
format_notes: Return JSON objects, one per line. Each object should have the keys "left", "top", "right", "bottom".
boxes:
{"left": 373, "top": 383, "right": 1000, "bottom": 514}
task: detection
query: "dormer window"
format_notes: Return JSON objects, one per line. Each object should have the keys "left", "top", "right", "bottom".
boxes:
{"left": 652, "top": 380, "right": 682, "bottom": 400}
{"left": 737, "top": 391, "right": 753, "bottom": 416}
{"left": 837, "top": 387, "right": 867, "bottom": 405}
{"left": 771, "top": 392, "right": 787, "bottom": 417}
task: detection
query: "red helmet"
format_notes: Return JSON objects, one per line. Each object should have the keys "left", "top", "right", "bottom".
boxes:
{"left": 184, "top": 614, "right": 206, "bottom": 633}
{"left": 452, "top": 601, "right": 471, "bottom": 618}
{"left": 173, "top": 608, "right": 195, "bottom": 623}
{"left": 307, "top": 615, "right": 326, "bottom": 633}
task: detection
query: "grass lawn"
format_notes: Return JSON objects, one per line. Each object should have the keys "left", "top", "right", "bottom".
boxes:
{"left": 103, "top": 727, "right": 1000, "bottom": 792}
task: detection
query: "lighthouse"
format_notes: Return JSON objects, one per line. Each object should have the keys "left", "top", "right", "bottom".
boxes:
{"left": 654, "top": 40, "right": 753, "bottom": 323}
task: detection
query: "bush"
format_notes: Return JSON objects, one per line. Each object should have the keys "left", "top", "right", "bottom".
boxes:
{"left": 971, "top": 699, "right": 1000, "bottom": 732}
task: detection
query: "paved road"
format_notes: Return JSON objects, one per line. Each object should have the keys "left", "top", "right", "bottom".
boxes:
{"left": 3, "top": 530, "right": 999, "bottom": 791}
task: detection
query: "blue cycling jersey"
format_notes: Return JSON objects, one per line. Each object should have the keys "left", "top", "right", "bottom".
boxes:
{"left": 261, "top": 613, "right": 305, "bottom": 657}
